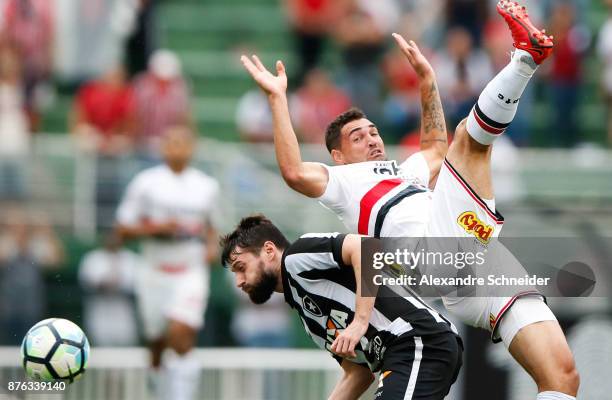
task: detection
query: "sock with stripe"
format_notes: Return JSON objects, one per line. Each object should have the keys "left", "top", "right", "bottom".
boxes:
{"left": 466, "top": 49, "right": 537, "bottom": 145}
{"left": 536, "top": 391, "right": 576, "bottom": 400}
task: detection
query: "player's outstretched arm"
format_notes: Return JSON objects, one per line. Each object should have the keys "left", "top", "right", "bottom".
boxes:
{"left": 331, "top": 235, "right": 377, "bottom": 358}
{"left": 392, "top": 33, "right": 448, "bottom": 187}
{"left": 241, "top": 55, "right": 328, "bottom": 198}
{"left": 328, "top": 360, "right": 374, "bottom": 400}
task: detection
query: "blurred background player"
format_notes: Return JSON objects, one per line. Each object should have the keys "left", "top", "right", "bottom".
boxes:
{"left": 115, "top": 125, "right": 220, "bottom": 400}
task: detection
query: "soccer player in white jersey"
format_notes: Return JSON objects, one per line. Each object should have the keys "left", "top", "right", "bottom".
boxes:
{"left": 241, "top": 2, "right": 579, "bottom": 399}
{"left": 116, "top": 126, "right": 220, "bottom": 400}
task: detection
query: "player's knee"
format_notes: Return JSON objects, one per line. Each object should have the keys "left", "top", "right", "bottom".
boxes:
{"left": 555, "top": 353, "right": 580, "bottom": 394}
{"left": 540, "top": 347, "right": 579, "bottom": 394}
{"left": 565, "top": 365, "right": 580, "bottom": 394}
{"left": 167, "top": 322, "right": 196, "bottom": 355}
{"left": 167, "top": 335, "right": 194, "bottom": 355}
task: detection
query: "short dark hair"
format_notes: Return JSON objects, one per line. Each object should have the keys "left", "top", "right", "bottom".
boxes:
{"left": 220, "top": 215, "right": 290, "bottom": 267}
{"left": 324, "top": 108, "right": 366, "bottom": 153}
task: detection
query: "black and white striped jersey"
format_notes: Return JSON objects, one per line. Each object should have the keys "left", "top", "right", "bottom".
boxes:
{"left": 280, "top": 233, "right": 459, "bottom": 371}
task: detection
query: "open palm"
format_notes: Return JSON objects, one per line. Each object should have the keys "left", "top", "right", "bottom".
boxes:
{"left": 392, "top": 33, "right": 435, "bottom": 80}
{"left": 241, "top": 55, "right": 288, "bottom": 97}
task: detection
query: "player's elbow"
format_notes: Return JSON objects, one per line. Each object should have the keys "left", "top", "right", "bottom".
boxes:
{"left": 281, "top": 169, "right": 300, "bottom": 186}
{"left": 429, "top": 140, "right": 449, "bottom": 160}
{"left": 421, "top": 145, "right": 446, "bottom": 171}
{"left": 281, "top": 168, "right": 306, "bottom": 190}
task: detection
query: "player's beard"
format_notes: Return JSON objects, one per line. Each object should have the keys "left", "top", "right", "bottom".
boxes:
{"left": 247, "top": 261, "right": 277, "bottom": 304}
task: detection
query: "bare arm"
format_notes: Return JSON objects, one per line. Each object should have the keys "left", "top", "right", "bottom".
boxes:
{"left": 115, "top": 220, "right": 179, "bottom": 242}
{"left": 241, "top": 55, "right": 328, "bottom": 198}
{"left": 331, "top": 234, "right": 376, "bottom": 358}
{"left": 418, "top": 78, "right": 447, "bottom": 187}
{"left": 204, "top": 224, "right": 219, "bottom": 265}
{"left": 328, "top": 359, "right": 374, "bottom": 400}
{"left": 392, "top": 34, "right": 448, "bottom": 187}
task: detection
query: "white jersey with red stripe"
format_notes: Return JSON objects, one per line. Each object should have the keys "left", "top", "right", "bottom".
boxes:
{"left": 317, "top": 152, "right": 433, "bottom": 237}
{"left": 117, "top": 164, "right": 220, "bottom": 271}
{"left": 316, "top": 152, "right": 552, "bottom": 346}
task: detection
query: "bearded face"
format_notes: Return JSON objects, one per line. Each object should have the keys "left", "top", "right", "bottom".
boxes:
{"left": 243, "top": 260, "right": 277, "bottom": 304}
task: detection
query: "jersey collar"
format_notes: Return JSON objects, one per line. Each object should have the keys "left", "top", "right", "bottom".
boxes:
{"left": 279, "top": 249, "right": 295, "bottom": 309}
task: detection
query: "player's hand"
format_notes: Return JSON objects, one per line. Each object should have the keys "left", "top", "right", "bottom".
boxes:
{"left": 240, "top": 54, "right": 288, "bottom": 98}
{"left": 331, "top": 320, "right": 369, "bottom": 358}
{"left": 392, "top": 33, "right": 435, "bottom": 81}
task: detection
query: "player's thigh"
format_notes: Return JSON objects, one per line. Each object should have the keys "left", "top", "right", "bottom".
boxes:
{"left": 424, "top": 159, "right": 502, "bottom": 291}
{"left": 165, "top": 267, "right": 210, "bottom": 332}
{"left": 510, "top": 321, "right": 580, "bottom": 396}
{"left": 426, "top": 162, "right": 518, "bottom": 331}
{"left": 373, "top": 334, "right": 462, "bottom": 400}
{"left": 427, "top": 159, "right": 503, "bottom": 242}
{"left": 506, "top": 303, "right": 576, "bottom": 391}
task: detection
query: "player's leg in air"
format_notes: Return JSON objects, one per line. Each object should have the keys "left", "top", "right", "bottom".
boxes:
{"left": 442, "top": 1, "right": 579, "bottom": 399}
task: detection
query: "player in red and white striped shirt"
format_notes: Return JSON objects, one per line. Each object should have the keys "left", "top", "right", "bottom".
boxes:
{"left": 241, "top": 2, "right": 579, "bottom": 399}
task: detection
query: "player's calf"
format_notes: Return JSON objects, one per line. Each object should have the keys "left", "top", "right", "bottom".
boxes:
{"left": 465, "top": 0, "right": 553, "bottom": 146}
{"left": 149, "top": 337, "right": 167, "bottom": 368}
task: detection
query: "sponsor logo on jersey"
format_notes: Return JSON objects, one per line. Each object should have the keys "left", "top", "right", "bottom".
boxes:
{"left": 457, "top": 211, "right": 494, "bottom": 244}
{"left": 302, "top": 295, "right": 323, "bottom": 317}
{"left": 370, "top": 335, "right": 386, "bottom": 363}
{"left": 325, "top": 309, "right": 349, "bottom": 350}
{"left": 377, "top": 371, "right": 392, "bottom": 389}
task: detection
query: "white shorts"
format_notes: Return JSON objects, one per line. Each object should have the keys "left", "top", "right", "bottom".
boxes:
{"left": 424, "top": 160, "right": 555, "bottom": 344}
{"left": 136, "top": 265, "right": 210, "bottom": 341}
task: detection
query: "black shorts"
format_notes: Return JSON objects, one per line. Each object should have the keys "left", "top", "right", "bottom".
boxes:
{"left": 373, "top": 333, "right": 463, "bottom": 400}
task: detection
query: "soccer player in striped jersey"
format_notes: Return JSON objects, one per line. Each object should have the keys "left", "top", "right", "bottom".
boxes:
{"left": 241, "top": 2, "right": 579, "bottom": 399}
{"left": 221, "top": 215, "right": 463, "bottom": 400}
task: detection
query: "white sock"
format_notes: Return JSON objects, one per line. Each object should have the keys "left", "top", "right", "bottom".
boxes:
{"left": 536, "top": 391, "right": 576, "bottom": 400}
{"left": 466, "top": 49, "right": 537, "bottom": 145}
{"left": 147, "top": 367, "right": 164, "bottom": 400}
{"left": 163, "top": 350, "right": 200, "bottom": 400}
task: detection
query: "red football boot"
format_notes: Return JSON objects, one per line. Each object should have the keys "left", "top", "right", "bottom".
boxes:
{"left": 497, "top": 0, "right": 554, "bottom": 65}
